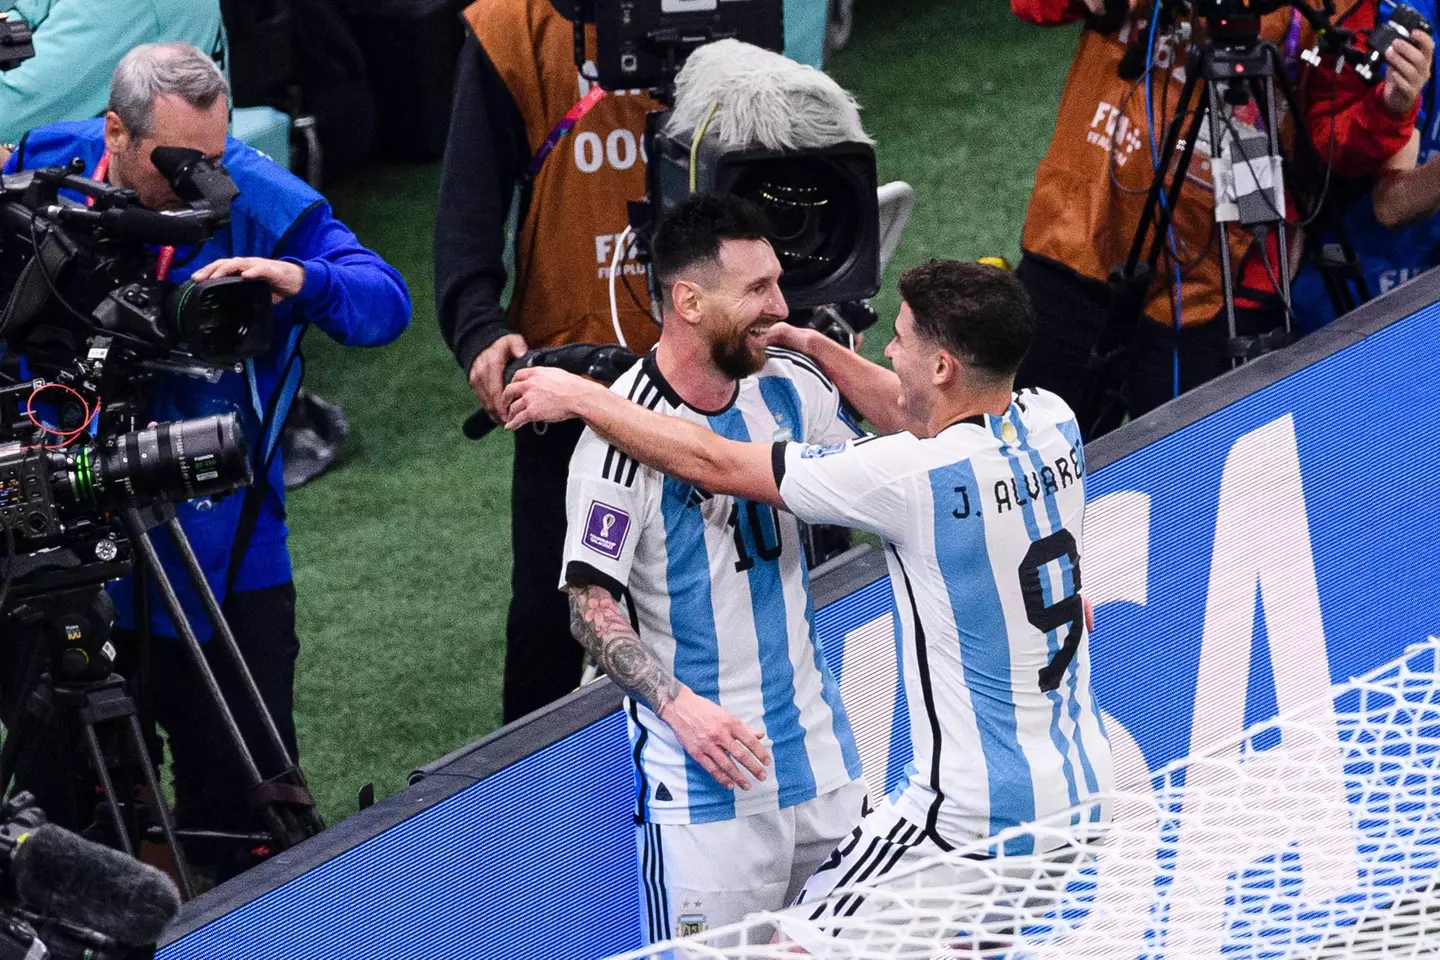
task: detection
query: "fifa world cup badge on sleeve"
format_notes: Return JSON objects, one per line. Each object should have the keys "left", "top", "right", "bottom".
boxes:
{"left": 583, "top": 501, "right": 631, "bottom": 560}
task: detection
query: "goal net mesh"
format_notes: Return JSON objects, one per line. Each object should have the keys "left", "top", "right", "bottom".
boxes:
{"left": 607, "top": 638, "right": 1440, "bottom": 960}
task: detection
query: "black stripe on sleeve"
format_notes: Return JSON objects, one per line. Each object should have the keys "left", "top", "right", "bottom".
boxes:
{"left": 564, "top": 560, "right": 627, "bottom": 602}
{"left": 771, "top": 441, "right": 789, "bottom": 490}
{"left": 766, "top": 347, "right": 834, "bottom": 391}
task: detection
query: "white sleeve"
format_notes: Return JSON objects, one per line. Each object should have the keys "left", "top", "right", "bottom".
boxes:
{"left": 775, "top": 433, "right": 919, "bottom": 545}
{"left": 769, "top": 348, "right": 863, "bottom": 446}
{"left": 560, "top": 427, "right": 658, "bottom": 599}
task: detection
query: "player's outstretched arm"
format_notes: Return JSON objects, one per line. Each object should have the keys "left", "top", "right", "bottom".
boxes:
{"left": 567, "top": 583, "right": 772, "bottom": 790}
{"left": 765, "top": 322, "right": 921, "bottom": 435}
{"left": 504, "top": 368, "right": 784, "bottom": 507}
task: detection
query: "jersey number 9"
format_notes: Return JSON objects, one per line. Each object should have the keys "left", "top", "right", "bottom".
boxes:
{"left": 1018, "top": 530, "right": 1083, "bottom": 693}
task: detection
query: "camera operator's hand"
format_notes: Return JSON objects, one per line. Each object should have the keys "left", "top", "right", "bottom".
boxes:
{"left": 659, "top": 687, "right": 771, "bottom": 790}
{"left": 189, "top": 257, "right": 305, "bottom": 305}
{"left": 501, "top": 366, "right": 602, "bottom": 428}
{"left": 471, "top": 333, "right": 528, "bottom": 424}
{"left": 1383, "top": 30, "right": 1435, "bottom": 115}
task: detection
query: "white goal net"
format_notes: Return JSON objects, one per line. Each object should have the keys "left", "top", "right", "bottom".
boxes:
{"left": 608, "top": 638, "right": 1440, "bottom": 960}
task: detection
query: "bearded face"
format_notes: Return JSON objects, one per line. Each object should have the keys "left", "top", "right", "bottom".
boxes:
{"left": 694, "top": 239, "right": 789, "bottom": 380}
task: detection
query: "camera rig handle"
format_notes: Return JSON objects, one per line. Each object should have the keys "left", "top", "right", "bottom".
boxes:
{"left": 461, "top": 342, "right": 640, "bottom": 441}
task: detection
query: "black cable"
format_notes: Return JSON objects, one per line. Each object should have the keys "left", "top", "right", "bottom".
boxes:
{"left": 1219, "top": 100, "right": 1290, "bottom": 225}
{"left": 619, "top": 262, "right": 652, "bottom": 320}
{"left": 27, "top": 217, "right": 94, "bottom": 328}
{"left": 1254, "top": 227, "right": 1299, "bottom": 327}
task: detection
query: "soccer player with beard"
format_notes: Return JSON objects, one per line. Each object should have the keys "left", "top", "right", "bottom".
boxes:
{"left": 552, "top": 194, "right": 866, "bottom": 943}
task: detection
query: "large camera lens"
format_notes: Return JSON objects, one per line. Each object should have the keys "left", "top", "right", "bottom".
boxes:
{"left": 731, "top": 158, "right": 861, "bottom": 286}
{"left": 60, "top": 414, "right": 251, "bottom": 511}
{"left": 166, "top": 276, "right": 273, "bottom": 364}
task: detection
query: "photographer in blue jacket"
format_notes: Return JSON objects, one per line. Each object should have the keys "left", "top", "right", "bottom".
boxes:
{"left": 4, "top": 42, "right": 410, "bottom": 872}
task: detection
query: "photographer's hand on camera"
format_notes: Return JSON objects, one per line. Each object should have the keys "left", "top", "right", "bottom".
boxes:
{"left": 470, "top": 332, "right": 529, "bottom": 424}
{"left": 189, "top": 257, "right": 306, "bottom": 305}
{"left": 1382, "top": 29, "right": 1434, "bottom": 114}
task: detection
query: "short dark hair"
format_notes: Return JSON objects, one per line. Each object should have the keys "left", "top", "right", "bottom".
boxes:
{"left": 650, "top": 194, "right": 772, "bottom": 304}
{"left": 897, "top": 259, "right": 1034, "bottom": 379}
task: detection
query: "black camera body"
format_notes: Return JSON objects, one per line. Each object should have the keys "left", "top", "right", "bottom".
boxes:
{"left": 587, "top": 0, "right": 784, "bottom": 91}
{"left": 0, "top": 157, "right": 272, "bottom": 367}
{"left": 1190, "top": 0, "right": 1289, "bottom": 17}
{"left": 0, "top": 14, "right": 33, "bottom": 73}
{"left": 648, "top": 132, "right": 881, "bottom": 310}
{"left": 1355, "top": 3, "right": 1434, "bottom": 83}
{"left": 0, "top": 149, "right": 262, "bottom": 573}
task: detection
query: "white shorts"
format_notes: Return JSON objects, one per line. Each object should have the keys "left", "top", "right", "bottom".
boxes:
{"left": 636, "top": 779, "right": 867, "bottom": 945}
{"left": 789, "top": 790, "right": 1086, "bottom": 957}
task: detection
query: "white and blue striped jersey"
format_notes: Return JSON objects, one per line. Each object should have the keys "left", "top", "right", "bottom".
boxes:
{"left": 561, "top": 348, "right": 864, "bottom": 825}
{"left": 776, "top": 388, "right": 1113, "bottom": 851}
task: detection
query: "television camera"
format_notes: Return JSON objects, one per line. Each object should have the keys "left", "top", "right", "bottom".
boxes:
{"left": 0, "top": 145, "right": 322, "bottom": 900}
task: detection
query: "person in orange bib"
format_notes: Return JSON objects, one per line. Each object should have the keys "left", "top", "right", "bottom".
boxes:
{"left": 1010, "top": 0, "right": 1427, "bottom": 433}
{"left": 435, "top": 0, "right": 662, "bottom": 722}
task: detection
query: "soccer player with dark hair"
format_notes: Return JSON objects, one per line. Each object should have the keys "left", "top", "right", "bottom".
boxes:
{"left": 537, "top": 193, "right": 866, "bottom": 943}
{"left": 504, "top": 257, "right": 1113, "bottom": 929}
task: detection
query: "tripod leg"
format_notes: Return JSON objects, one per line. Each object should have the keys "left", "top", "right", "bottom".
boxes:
{"left": 162, "top": 518, "right": 300, "bottom": 775}
{"left": 160, "top": 517, "right": 324, "bottom": 838}
{"left": 80, "top": 722, "right": 134, "bottom": 856}
{"left": 119, "top": 512, "right": 296, "bottom": 849}
{"left": 123, "top": 715, "right": 195, "bottom": 900}
{"left": 1205, "top": 80, "right": 1242, "bottom": 368}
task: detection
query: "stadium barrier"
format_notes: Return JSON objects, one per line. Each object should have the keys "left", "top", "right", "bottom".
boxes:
{"left": 157, "top": 269, "right": 1440, "bottom": 959}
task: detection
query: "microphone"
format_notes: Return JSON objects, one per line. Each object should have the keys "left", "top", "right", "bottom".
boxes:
{"left": 11, "top": 823, "right": 182, "bottom": 945}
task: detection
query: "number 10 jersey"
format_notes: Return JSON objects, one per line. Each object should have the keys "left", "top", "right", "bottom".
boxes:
{"left": 776, "top": 388, "right": 1114, "bottom": 851}
{"left": 561, "top": 350, "right": 863, "bottom": 826}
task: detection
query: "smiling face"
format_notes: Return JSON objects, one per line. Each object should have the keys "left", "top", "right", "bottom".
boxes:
{"left": 691, "top": 237, "right": 790, "bottom": 380}
{"left": 104, "top": 92, "right": 228, "bottom": 211}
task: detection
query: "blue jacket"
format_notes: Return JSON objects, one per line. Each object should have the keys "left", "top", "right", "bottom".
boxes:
{"left": 1292, "top": 0, "right": 1440, "bottom": 332}
{"left": 6, "top": 119, "right": 411, "bottom": 638}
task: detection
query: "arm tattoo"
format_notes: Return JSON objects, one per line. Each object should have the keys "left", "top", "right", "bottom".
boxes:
{"left": 567, "top": 584, "right": 682, "bottom": 715}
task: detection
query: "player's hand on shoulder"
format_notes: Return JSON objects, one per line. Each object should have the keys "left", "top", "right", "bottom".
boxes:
{"left": 658, "top": 688, "right": 772, "bottom": 791}
{"left": 763, "top": 321, "right": 817, "bottom": 356}
{"left": 501, "top": 366, "right": 593, "bottom": 429}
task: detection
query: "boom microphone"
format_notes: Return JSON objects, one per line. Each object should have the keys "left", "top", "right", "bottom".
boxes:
{"left": 11, "top": 824, "right": 182, "bottom": 945}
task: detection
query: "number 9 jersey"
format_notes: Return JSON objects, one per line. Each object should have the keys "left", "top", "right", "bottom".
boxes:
{"left": 560, "top": 348, "right": 864, "bottom": 827}
{"left": 775, "top": 387, "right": 1114, "bottom": 851}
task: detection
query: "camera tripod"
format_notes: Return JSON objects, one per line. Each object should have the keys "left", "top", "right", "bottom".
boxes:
{"left": 1083, "top": 15, "right": 1365, "bottom": 436}
{"left": 0, "top": 506, "right": 324, "bottom": 899}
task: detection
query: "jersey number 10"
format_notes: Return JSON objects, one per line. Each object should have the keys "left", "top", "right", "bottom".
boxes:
{"left": 728, "top": 501, "right": 783, "bottom": 572}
